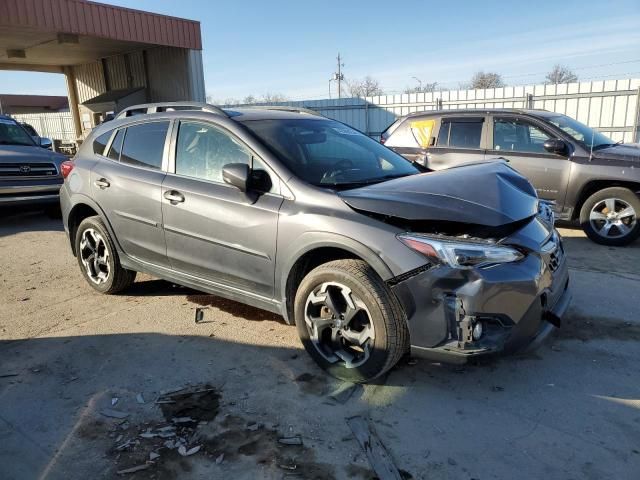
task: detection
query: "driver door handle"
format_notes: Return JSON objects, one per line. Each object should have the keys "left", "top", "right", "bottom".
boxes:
{"left": 164, "top": 190, "right": 185, "bottom": 204}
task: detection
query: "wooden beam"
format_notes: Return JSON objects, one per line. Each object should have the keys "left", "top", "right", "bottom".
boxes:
{"left": 347, "top": 416, "right": 403, "bottom": 480}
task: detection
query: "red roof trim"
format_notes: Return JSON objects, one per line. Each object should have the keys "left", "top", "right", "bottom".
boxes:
{"left": 0, "top": 0, "right": 202, "bottom": 50}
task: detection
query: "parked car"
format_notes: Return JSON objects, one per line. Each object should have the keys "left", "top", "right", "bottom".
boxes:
{"left": 60, "top": 103, "right": 570, "bottom": 382}
{"left": 0, "top": 115, "right": 68, "bottom": 210}
{"left": 20, "top": 122, "right": 53, "bottom": 150}
{"left": 381, "top": 109, "right": 640, "bottom": 246}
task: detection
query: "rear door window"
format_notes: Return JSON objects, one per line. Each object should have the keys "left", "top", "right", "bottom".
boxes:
{"left": 119, "top": 121, "right": 169, "bottom": 170}
{"left": 437, "top": 118, "right": 483, "bottom": 149}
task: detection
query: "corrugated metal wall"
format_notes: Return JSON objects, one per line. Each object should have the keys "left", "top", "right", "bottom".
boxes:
{"left": 12, "top": 111, "right": 75, "bottom": 141}
{"left": 256, "top": 78, "right": 640, "bottom": 143}
{"left": 145, "top": 46, "right": 205, "bottom": 102}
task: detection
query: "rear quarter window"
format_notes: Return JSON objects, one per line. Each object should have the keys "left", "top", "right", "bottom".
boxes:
{"left": 93, "top": 131, "right": 112, "bottom": 155}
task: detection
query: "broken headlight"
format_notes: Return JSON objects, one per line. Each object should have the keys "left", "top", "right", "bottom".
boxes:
{"left": 397, "top": 234, "right": 524, "bottom": 269}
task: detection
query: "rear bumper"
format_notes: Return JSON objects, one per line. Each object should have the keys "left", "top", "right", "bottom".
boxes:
{"left": 391, "top": 232, "right": 571, "bottom": 364}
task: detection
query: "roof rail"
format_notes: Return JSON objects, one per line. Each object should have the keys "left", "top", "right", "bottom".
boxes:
{"left": 115, "top": 102, "right": 228, "bottom": 119}
{"left": 245, "top": 105, "right": 323, "bottom": 117}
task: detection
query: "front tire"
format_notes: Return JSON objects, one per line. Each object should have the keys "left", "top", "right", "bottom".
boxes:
{"left": 75, "top": 216, "right": 136, "bottom": 294}
{"left": 294, "top": 259, "right": 408, "bottom": 383}
{"left": 579, "top": 187, "right": 640, "bottom": 246}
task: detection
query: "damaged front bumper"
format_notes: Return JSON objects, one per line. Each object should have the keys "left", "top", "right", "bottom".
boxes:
{"left": 390, "top": 228, "right": 571, "bottom": 364}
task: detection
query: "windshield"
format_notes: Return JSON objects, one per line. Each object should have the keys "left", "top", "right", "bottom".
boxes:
{"left": 0, "top": 119, "right": 35, "bottom": 146}
{"left": 547, "top": 114, "right": 614, "bottom": 150}
{"left": 242, "top": 118, "right": 419, "bottom": 188}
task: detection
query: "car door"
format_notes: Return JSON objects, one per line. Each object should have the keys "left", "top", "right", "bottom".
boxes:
{"left": 161, "top": 120, "right": 283, "bottom": 298}
{"left": 425, "top": 116, "right": 487, "bottom": 170}
{"left": 91, "top": 120, "right": 171, "bottom": 267}
{"left": 487, "top": 115, "right": 571, "bottom": 206}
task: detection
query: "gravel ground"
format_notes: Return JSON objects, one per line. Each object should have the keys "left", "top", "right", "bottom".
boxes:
{"left": 1, "top": 210, "right": 639, "bottom": 480}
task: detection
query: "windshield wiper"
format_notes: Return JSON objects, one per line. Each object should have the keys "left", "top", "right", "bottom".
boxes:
{"left": 591, "top": 141, "right": 622, "bottom": 151}
{"left": 0, "top": 140, "right": 33, "bottom": 146}
{"left": 322, "top": 173, "right": 416, "bottom": 190}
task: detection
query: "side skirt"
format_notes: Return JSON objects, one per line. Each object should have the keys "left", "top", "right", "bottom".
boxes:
{"left": 120, "top": 254, "right": 284, "bottom": 317}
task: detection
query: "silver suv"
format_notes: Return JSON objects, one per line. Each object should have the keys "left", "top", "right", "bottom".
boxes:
{"left": 60, "top": 103, "right": 570, "bottom": 382}
{"left": 0, "top": 115, "right": 67, "bottom": 210}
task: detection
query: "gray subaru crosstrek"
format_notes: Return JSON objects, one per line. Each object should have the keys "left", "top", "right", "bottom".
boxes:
{"left": 60, "top": 103, "right": 570, "bottom": 382}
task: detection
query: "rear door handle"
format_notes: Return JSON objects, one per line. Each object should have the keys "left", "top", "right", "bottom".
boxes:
{"left": 94, "top": 178, "right": 110, "bottom": 189}
{"left": 164, "top": 190, "right": 185, "bottom": 204}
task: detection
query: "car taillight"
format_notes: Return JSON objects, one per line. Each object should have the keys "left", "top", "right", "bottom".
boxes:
{"left": 60, "top": 160, "right": 74, "bottom": 179}
{"left": 380, "top": 136, "right": 386, "bottom": 144}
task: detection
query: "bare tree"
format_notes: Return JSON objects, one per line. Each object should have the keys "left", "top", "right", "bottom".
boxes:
{"left": 242, "top": 95, "right": 257, "bottom": 104}
{"left": 347, "top": 76, "right": 384, "bottom": 97}
{"left": 468, "top": 71, "right": 505, "bottom": 89}
{"left": 545, "top": 64, "right": 578, "bottom": 84}
{"left": 404, "top": 81, "right": 439, "bottom": 94}
{"left": 260, "top": 93, "right": 288, "bottom": 103}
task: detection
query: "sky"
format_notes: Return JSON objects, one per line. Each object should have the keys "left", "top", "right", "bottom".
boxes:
{"left": 2, "top": 0, "right": 640, "bottom": 101}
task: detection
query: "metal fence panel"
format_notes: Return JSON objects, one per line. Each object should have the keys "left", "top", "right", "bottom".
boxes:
{"left": 11, "top": 112, "right": 76, "bottom": 142}
{"left": 251, "top": 78, "right": 639, "bottom": 143}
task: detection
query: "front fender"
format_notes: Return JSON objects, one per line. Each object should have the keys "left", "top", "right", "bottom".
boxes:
{"left": 276, "top": 230, "right": 395, "bottom": 311}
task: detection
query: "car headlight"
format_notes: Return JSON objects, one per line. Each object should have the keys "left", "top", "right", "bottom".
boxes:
{"left": 397, "top": 234, "right": 524, "bottom": 269}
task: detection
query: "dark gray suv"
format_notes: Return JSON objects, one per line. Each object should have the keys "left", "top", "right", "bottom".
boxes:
{"left": 60, "top": 103, "right": 570, "bottom": 382}
{"left": 382, "top": 109, "right": 640, "bottom": 246}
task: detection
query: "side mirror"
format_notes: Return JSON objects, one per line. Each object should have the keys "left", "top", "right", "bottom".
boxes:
{"left": 543, "top": 138, "right": 568, "bottom": 156}
{"left": 40, "top": 137, "right": 53, "bottom": 150}
{"left": 222, "top": 163, "right": 250, "bottom": 191}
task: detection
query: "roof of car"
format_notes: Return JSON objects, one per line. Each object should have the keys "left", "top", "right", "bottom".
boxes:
{"left": 224, "top": 107, "right": 327, "bottom": 122}
{"left": 402, "top": 108, "right": 559, "bottom": 119}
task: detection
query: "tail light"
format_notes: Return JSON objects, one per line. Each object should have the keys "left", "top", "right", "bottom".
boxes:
{"left": 60, "top": 160, "right": 74, "bottom": 179}
{"left": 380, "top": 136, "right": 386, "bottom": 144}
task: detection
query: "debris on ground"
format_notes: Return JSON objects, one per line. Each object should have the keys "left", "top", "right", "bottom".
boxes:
{"left": 0, "top": 372, "right": 19, "bottom": 378}
{"left": 178, "top": 444, "right": 201, "bottom": 456}
{"left": 278, "top": 435, "right": 303, "bottom": 445}
{"left": 116, "top": 464, "right": 150, "bottom": 475}
{"left": 136, "top": 393, "right": 145, "bottom": 404}
{"left": 215, "top": 453, "right": 224, "bottom": 464}
{"left": 347, "top": 416, "right": 403, "bottom": 480}
{"left": 328, "top": 383, "right": 361, "bottom": 404}
{"left": 100, "top": 409, "right": 130, "bottom": 419}
{"left": 111, "top": 397, "right": 119, "bottom": 406}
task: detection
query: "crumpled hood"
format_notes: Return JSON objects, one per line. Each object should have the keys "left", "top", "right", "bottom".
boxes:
{"left": 339, "top": 161, "right": 539, "bottom": 227}
{"left": 0, "top": 145, "right": 66, "bottom": 163}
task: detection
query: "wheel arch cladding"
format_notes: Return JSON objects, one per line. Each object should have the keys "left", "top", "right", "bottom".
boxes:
{"left": 572, "top": 179, "right": 640, "bottom": 220}
{"left": 281, "top": 241, "right": 395, "bottom": 326}
{"left": 67, "top": 197, "right": 118, "bottom": 256}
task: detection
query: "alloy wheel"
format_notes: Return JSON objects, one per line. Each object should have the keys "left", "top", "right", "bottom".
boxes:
{"left": 304, "top": 282, "right": 375, "bottom": 369}
{"left": 79, "top": 228, "right": 110, "bottom": 284}
{"left": 589, "top": 198, "right": 637, "bottom": 240}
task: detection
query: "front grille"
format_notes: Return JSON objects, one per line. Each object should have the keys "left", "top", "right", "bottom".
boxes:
{"left": 542, "top": 235, "right": 563, "bottom": 272}
{"left": 0, "top": 163, "right": 58, "bottom": 177}
{"left": 548, "top": 248, "right": 562, "bottom": 272}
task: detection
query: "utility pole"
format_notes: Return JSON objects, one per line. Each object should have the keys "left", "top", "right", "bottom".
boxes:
{"left": 332, "top": 53, "right": 344, "bottom": 99}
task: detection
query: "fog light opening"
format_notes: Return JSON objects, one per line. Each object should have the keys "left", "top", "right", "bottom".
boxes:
{"left": 472, "top": 321, "right": 484, "bottom": 341}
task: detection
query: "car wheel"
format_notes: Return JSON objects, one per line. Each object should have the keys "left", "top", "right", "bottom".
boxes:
{"left": 294, "top": 259, "right": 408, "bottom": 383}
{"left": 75, "top": 216, "right": 136, "bottom": 294}
{"left": 579, "top": 187, "right": 640, "bottom": 246}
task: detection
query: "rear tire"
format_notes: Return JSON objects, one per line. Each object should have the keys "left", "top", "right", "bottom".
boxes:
{"left": 294, "top": 259, "right": 408, "bottom": 383}
{"left": 75, "top": 216, "right": 136, "bottom": 294}
{"left": 579, "top": 187, "right": 640, "bottom": 246}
